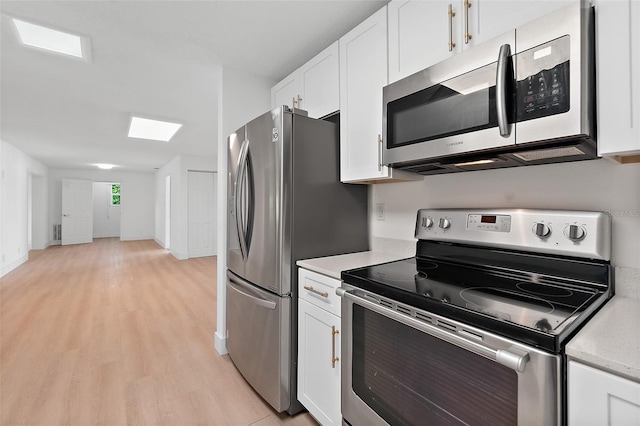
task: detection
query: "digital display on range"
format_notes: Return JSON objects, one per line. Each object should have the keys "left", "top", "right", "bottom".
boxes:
{"left": 468, "top": 214, "right": 511, "bottom": 232}
{"left": 481, "top": 215, "right": 497, "bottom": 224}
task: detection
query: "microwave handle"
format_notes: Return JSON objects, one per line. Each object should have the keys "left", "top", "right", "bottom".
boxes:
{"left": 496, "top": 44, "right": 512, "bottom": 138}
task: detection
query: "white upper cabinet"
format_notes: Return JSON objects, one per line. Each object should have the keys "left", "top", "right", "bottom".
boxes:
{"left": 272, "top": 73, "right": 299, "bottom": 112}
{"left": 388, "top": 0, "right": 461, "bottom": 83}
{"left": 388, "top": 0, "right": 576, "bottom": 83}
{"left": 271, "top": 42, "right": 339, "bottom": 119}
{"left": 340, "top": 7, "right": 421, "bottom": 183}
{"left": 299, "top": 42, "right": 340, "bottom": 119}
{"left": 595, "top": 0, "right": 640, "bottom": 158}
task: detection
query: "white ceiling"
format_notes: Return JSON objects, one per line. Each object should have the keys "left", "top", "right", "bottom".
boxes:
{"left": 0, "top": 0, "right": 387, "bottom": 172}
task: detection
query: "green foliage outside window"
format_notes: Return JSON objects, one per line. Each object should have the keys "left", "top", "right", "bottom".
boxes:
{"left": 112, "top": 183, "right": 121, "bottom": 206}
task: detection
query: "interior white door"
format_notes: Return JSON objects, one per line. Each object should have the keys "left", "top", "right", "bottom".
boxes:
{"left": 61, "top": 178, "right": 93, "bottom": 245}
{"left": 188, "top": 171, "right": 216, "bottom": 258}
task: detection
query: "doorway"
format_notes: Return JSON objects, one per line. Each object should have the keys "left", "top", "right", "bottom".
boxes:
{"left": 92, "top": 182, "right": 121, "bottom": 238}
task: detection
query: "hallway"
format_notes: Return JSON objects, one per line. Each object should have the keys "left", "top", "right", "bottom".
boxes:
{"left": 0, "top": 239, "right": 315, "bottom": 425}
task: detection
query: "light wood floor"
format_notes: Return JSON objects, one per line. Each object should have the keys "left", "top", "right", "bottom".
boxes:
{"left": 0, "top": 238, "right": 317, "bottom": 426}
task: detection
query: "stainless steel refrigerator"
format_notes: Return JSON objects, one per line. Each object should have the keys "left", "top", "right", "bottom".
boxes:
{"left": 226, "top": 106, "right": 368, "bottom": 414}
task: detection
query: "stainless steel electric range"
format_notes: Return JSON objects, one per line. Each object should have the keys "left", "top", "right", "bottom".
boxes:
{"left": 339, "top": 209, "right": 612, "bottom": 426}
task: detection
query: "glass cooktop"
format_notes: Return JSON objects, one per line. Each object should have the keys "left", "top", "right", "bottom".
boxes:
{"left": 342, "top": 243, "right": 612, "bottom": 353}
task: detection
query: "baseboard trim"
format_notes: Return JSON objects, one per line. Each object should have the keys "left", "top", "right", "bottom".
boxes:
{"left": 1, "top": 254, "right": 29, "bottom": 278}
{"left": 214, "top": 331, "right": 228, "bottom": 355}
{"left": 171, "top": 250, "right": 188, "bottom": 260}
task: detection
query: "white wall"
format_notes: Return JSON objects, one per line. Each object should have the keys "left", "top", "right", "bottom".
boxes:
{"left": 155, "top": 156, "right": 180, "bottom": 252}
{"left": 215, "top": 66, "right": 275, "bottom": 354}
{"left": 93, "top": 182, "right": 121, "bottom": 238}
{"left": 49, "top": 168, "right": 154, "bottom": 243}
{"left": 1, "top": 140, "right": 49, "bottom": 277}
{"left": 370, "top": 159, "right": 640, "bottom": 269}
{"left": 154, "top": 155, "right": 216, "bottom": 260}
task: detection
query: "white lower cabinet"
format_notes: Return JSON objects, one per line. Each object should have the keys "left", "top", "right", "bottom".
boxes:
{"left": 568, "top": 361, "right": 640, "bottom": 426}
{"left": 298, "top": 268, "right": 342, "bottom": 425}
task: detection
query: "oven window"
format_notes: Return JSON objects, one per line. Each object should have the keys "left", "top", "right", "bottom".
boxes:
{"left": 352, "top": 306, "right": 518, "bottom": 426}
{"left": 386, "top": 63, "right": 504, "bottom": 149}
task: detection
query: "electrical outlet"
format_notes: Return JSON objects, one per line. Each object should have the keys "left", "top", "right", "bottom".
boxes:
{"left": 376, "top": 203, "right": 385, "bottom": 221}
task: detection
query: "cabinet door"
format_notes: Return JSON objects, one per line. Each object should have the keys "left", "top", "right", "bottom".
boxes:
{"left": 469, "top": 1, "right": 576, "bottom": 48}
{"left": 388, "top": 0, "right": 459, "bottom": 83}
{"left": 340, "top": 7, "right": 391, "bottom": 182}
{"left": 299, "top": 42, "right": 340, "bottom": 119}
{"left": 298, "top": 299, "right": 341, "bottom": 426}
{"left": 569, "top": 361, "right": 640, "bottom": 426}
{"left": 596, "top": 0, "right": 640, "bottom": 157}
{"left": 271, "top": 72, "right": 299, "bottom": 111}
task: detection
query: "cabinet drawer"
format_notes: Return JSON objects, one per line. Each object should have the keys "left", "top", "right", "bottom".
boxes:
{"left": 298, "top": 268, "right": 341, "bottom": 317}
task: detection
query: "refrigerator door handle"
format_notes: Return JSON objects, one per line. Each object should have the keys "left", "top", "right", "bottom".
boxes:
{"left": 235, "top": 139, "right": 250, "bottom": 260}
{"left": 227, "top": 272, "right": 277, "bottom": 310}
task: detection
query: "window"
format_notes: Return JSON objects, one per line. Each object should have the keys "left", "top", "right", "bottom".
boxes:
{"left": 111, "top": 183, "right": 121, "bottom": 206}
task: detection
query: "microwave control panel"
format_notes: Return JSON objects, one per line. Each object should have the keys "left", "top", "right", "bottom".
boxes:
{"left": 516, "top": 36, "right": 571, "bottom": 122}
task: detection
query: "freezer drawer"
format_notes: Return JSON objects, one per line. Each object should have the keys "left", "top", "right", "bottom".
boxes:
{"left": 226, "top": 271, "right": 292, "bottom": 412}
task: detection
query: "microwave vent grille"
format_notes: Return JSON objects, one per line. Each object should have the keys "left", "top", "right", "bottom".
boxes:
{"left": 513, "top": 146, "right": 585, "bottom": 162}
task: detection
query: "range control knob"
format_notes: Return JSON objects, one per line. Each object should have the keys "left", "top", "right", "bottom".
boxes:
{"left": 564, "top": 224, "right": 586, "bottom": 241}
{"left": 532, "top": 222, "right": 551, "bottom": 238}
{"left": 438, "top": 218, "right": 451, "bottom": 230}
{"left": 421, "top": 216, "right": 434, "bottom": 228}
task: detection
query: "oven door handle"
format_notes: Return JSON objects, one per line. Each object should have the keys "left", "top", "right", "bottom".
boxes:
{"left": 337, "top": 288, "right": 530, "bottom": 373}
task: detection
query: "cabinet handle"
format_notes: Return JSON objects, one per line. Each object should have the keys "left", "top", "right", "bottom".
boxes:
{"left": 331, "top": 326, "right": 340, "bottom": 368}
{"left": 448, "top": 4, "right": 456, "bottom": 51}
{"left": 303, "top": 285, "right": 329, "bottom": 298}
{"left": 296, "top": 94, "right": 302, "bottom": 108}
{"left": 378, "top": 134, "right": 383, "bottom": 171}
{"left": 464, "top": 0, "right": 472, "bottom": 44}
{"left": 292, "top": 95, "right": 303, "bottom": 109}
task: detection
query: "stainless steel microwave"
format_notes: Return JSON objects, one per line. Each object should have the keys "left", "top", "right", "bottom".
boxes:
{"left": 382, "top": 3, "right": 596, "bottom": 175}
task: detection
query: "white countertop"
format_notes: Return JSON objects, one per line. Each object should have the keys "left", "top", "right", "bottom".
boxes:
{"left": 566, "top": 296, "right": 640, "bottom": 381}
{"left": 299, "top": 252, "right": 640, "bottom": 381}
{"left": 297, "top": 251, "right": 411, "bottom": 280}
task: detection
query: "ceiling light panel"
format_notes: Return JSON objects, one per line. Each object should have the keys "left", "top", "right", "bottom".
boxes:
{"left": 95, "top": 164, "right": 115, "bottom": 170}
{"left": 128, "top": 116, "right": 182, "bottom": 142}
{"left": 12, "top": 18, "right": 88, "bottom": 59}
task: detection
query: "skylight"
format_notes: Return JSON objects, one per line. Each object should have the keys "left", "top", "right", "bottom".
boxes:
{"left": 128, "top": 116, "right": 182, "bottom": 142}
{"left": 12, "top": 18, "right": 88, "bottom": 59}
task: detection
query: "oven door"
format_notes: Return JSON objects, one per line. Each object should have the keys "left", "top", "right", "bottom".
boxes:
{"left": 338, "top": 285, "right": 562, "bottom": 426}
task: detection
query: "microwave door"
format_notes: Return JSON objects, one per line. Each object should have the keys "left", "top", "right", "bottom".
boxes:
{"left": 383, "top": 30, "right": 516, "bottom": 166}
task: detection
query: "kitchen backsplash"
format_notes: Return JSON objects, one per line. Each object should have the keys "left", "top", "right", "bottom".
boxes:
{"left": 369, "top": 157, "right": 640, "bottom": 297}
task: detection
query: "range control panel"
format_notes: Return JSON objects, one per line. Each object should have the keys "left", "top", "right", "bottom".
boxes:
{"left": 415, "top": 209, "right": 611, "bottom": 261}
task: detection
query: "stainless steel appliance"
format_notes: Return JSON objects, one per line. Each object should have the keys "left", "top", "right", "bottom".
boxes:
{"left": 340, "top": 209, "right": 612, "bottom": 425}
{"left": 226, "top": 106, "right": 368, "bottom": 414}
{"left": 382, "top": 2, "right": 596, "bottom": 175}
